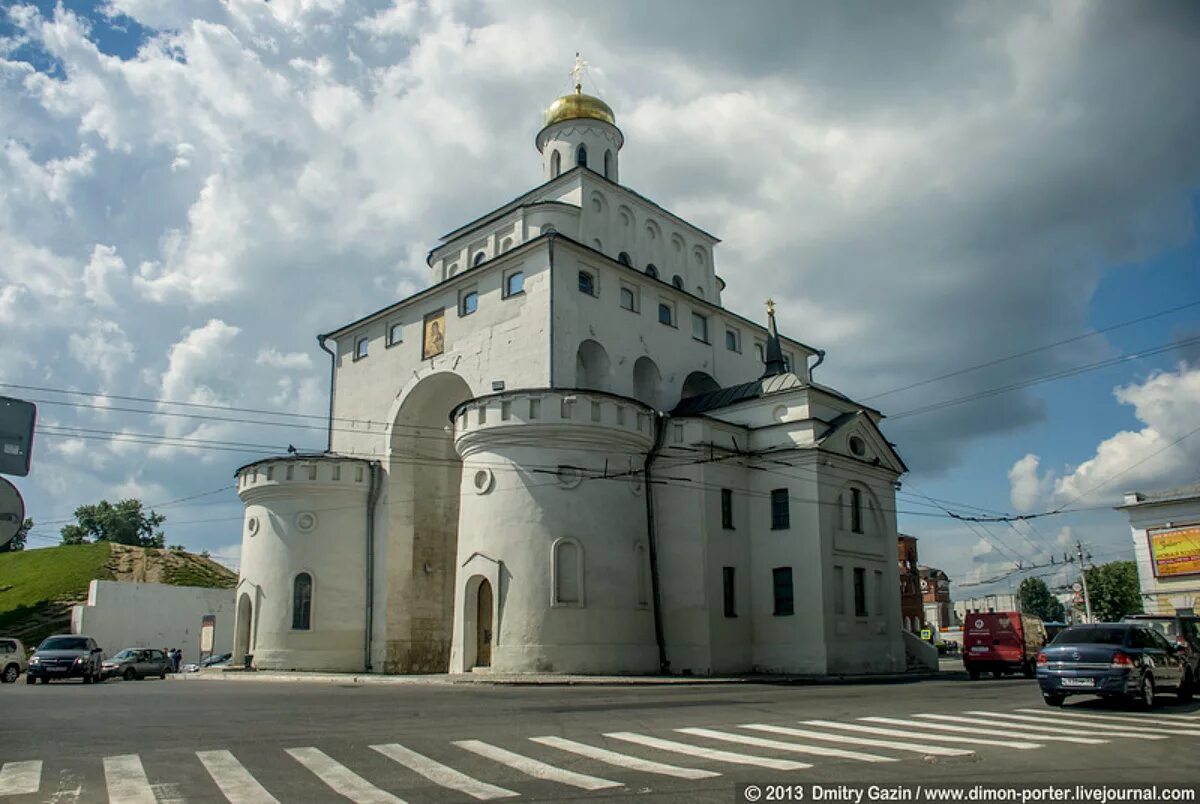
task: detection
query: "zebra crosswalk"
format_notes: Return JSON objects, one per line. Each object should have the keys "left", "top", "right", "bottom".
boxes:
{"left": 3, "top": 705, "right": 1199, "bottom": 802}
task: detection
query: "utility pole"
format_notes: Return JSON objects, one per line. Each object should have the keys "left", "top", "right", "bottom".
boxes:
{"left": 1076, "top": 541, "right": 1094, "bottom": 623}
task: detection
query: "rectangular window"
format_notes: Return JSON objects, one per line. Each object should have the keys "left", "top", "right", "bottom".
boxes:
{"left": 459, "top": 288, "right": 479, "bottom": 316}
{"left": 725, "top": 328, "right": 740, "bottom": 352}
{"left": 853, "top": 567, "right": 867, "bottom": 617}
{"left": 387, "top": 322, "right": 403, "bottom": 347}
{"left": 578, "top": 270, "right": 596, "bottom": 296}
{"left": 504, "top": 270, "right": 525, "bottom": 297}
{"left": 620, "top": 284, "right": 638, "bottom": 312}
{"left": 833, "top": 565, "right": 846, "bottom": 615}
{"left": 770, "top": 488, "right": 790, "bottom": 530}
{"left": 851, "top": 488, "right": 863, "bottom": 533}
{"left": 529, "top": 398, "right": 541, "bottom": 419}
{"left": 874, "top": 570, "right": 884, "bottom": 620}
{"left": 354, "top": 336, "right": 369, "bottom": 361}
{"left": 720, "top": 488, "right": 734, "bottom": 530}
{"left": 784, "top": 351, "right": 794, "bottom": 372}
{"left": 754, "top": 342, "right": 765, "bottom": 362}
{"left": 691, "top": 312, "right": 709, "bottom": 343}
{"left": 723, "top": 567, "right": 736, "bottom": 617}
{"left": 501, "top": 400, "right": 512, "bottom": 421}
{"left": 772, "top": 567, "right": 794, "bottom": 616}
{"left": 658, "top": 302, "right": 674, "bottom": 327}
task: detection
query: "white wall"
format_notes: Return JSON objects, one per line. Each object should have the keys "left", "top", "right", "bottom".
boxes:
{"left": 1121, "top": 495, "right": 1200, "bottom": 615}
{"left": 71, "top": 580, "right": 234, "bottom": 664}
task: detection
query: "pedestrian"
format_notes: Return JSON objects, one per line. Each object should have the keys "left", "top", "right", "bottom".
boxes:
{"left": 171, "top": 648, "right": 182, "bottom": 673}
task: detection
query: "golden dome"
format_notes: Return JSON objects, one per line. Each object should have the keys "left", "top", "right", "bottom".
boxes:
{"left": 544, "top": 89, "right": 616, "bottom": 128}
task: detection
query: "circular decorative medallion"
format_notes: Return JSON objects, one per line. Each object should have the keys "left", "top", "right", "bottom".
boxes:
{"left": 556, "top": 465, "right": 584, "bottom": 489}
{"left": 295, "top": 511, "right": 318, "bottom": 533}
{"left": 246, "top": 516, "right": 259, "bottom": 537}
{"left": 472, "top": 468, "right": 495, "bottom": 495}
{"left": 849, "top": 435, "right": 867, "bottom": 457}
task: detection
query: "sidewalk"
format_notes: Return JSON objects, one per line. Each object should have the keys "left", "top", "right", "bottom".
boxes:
{"left": 174, "top": 668, "right": 940, "bottom": 687}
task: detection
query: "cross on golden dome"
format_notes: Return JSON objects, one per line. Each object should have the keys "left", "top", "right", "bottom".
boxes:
{"left": 571, "top": 52, "right": 588, "bottom": 94}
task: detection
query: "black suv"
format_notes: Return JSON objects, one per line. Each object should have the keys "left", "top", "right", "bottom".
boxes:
{"left": 26, "top": 635, "right": 105, "bottom": 684}
{"left": 1122, "top": 614, "right": 1200, "bottom": 692}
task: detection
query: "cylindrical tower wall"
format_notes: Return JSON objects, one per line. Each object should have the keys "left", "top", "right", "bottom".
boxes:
{"left": 236, "top": 456, "right": 373, "bottom": 672}
{"left": 537, "top": 120, "right": 623, "bottom": 183}
{"left": 451, "top": 390, "right": 657, "bottom": 674}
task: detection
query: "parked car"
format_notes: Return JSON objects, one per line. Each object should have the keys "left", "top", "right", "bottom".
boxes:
{"left": 1121, "top": 613, "right": 1200, "bottom": 692}
{"left": 1037, "top": 622, "right": 1191, "bottom": 708}
{"left": 963, "top": 611, "right": 1048, "bottom": 679}
{"left": 1, "top": 637, "right": 27, "bottom": 683}
{"left": 26, "top": 635, "right": 104, "bottom": 684}
{"left": 181, "top": 652, "right": 231, "bottom": 673}
{"left": 102, "top": 648, "right": 172, "bottom": 681}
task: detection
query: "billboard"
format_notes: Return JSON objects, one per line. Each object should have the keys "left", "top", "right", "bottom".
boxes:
{"left": 1148, "top": 525, "right": 1200, "bottom": 579}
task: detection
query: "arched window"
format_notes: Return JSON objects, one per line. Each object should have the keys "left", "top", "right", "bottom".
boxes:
{"left": 500, "top": 237, "right": 513, "bottom": 252}
{"left": 578, "top": 271, "right": 596, "bottom": 296}
{"left": 292, "top": 573, "right": 312, "bottom": 630}
{"left": 618, "top": 251, "right": 632, "bottom": 267}
{"left": 504, "top": 271, "right": 525, "bottom": 297}
{"left": 473, "top": 252, "right": 485, "bottom": 267}
{"left": 645, "top": 264, "right": 659, "bottom": 279}
{"left": 604, "top": 149, "right": 614, "bottom": 179}
{"left": 460, "top": 290, "right": 479, "bottom": 316}
{"left": 550, "top": 150, "right": 561, "bottom": 178}
{"left": 576, "top": 144, "right": 588, "bottom": 168}
{"left": 695, "top": 286, "right": 705, "bottom": 298}
{"left": 552, "top": 538, "right": 584, "bottom": 606}
{"left": 672, "top": 275, "right": 684, "bottom": 289}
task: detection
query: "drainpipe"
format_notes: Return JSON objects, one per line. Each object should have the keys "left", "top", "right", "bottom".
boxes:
{"left": 809, "top": 349, "right": 826, "bottom": 380}
{"left": 547, "top": 232, "right": 556, "bottom": 388}
{"left": 643, "top": 412, "right": 670, "bottom": 674}
{"left": 317, "top": 334, "right": 336, "bottom": 453}
{"left": 364, "top": 461, "right": 382, "bottom": 672}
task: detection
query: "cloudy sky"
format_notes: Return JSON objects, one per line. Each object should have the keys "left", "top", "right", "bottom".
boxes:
{"left": 2, "top": 0, "right": 1198, "bottom": 597}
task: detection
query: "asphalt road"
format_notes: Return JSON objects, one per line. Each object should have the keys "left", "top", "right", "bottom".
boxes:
{"left": 2, "top": 670, "right": 1198, "bottom": 803}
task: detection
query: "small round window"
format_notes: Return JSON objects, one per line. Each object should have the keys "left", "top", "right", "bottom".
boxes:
{"left": 472, "top": 468, "right": 495, "bottom": 495}
{"left": 848, "top": 436, "right": 866, "bottom": 457}
{"left": 296, "top": 512, "right": 318, "bottom": 533}
{"left": 246, "top": 516, "right": 259, "bottom": 537}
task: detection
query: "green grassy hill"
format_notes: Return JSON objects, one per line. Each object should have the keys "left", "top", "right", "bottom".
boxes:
{"left": 0, "top": 543, "right": 236, "bottom": 648}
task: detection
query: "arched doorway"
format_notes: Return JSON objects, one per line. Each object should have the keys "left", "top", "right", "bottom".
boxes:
{"left": 632, "top": 356, "right": 661, "bottom": 408}
{"left": 475, "top": 579, "right": 493, "bottom": 668}
{"left": 386, "top": 372, "right": 474, "bottom": 673}
{"left": 575, "top": 339, "right": 610, "bottom": 391}
{"left": 680, "top": 370, "right": 720, "bottom": 401}
{"left": 234, "top": 593, "right": 252, "bottom": 664}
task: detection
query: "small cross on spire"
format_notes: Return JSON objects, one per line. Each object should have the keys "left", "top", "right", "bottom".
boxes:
{"left": 571, "top": 52, "right": 588, "bottom": 93}
{"left": 765, "top": 297, "right": 776, "bottom": 317}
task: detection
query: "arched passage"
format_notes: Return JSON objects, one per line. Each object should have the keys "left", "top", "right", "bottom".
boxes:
{"left": 234, "top": 592, "right": 253, "bottom": 665}
{"left": 575, "top": 339, "right": 610, "bottom": 391}
{"left": 387, "top": 372, "right": 474, "bottom": 673}
{"left": 633, "top": 356, "right": 661, "bottom": 408}
{"left": 680, "top": 370, "right": 720, "bottom": 401}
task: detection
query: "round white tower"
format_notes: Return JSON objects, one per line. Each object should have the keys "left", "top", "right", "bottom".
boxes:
{"left": 449, "top": 389, "right": 658, "bottom": 674}
{"left": 536, "top": 59, "right": 623, "bottom": 183}
{"left": 234, "top": 455, "right": 377, "bottom": 672}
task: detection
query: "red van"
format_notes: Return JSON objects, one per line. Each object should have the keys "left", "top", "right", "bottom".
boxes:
{"left": 963, "top": 611, "right": 1048, "bottom": 679}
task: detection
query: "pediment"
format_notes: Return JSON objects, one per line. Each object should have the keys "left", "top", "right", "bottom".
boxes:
{"left": 818, "top": 411, "right": 907, "bottom": 475}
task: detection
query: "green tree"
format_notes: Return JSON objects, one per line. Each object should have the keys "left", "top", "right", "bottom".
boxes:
{"left": 1018, "top": 576, "right": 1065, "bottom": 622}
{"left": 1084, "top": 560, "right": 1143, "bottom": 622}
{"left": 0, "top": 517, "right": 32, "bottom": 553}
{"left": 61, "top": 500, "right": 166, "bottom": 548}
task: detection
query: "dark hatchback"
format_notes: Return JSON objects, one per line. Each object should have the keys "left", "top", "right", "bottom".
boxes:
{"left": 1037, "top": 623, "right": 1191, "bottom": 708}
{"left": 26, "top": 635, "right": 105, "bottom": 684}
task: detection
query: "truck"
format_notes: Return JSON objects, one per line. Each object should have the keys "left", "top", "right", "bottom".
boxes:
{"left": 963, "top": 611, "right": 1048, "bottom": 679}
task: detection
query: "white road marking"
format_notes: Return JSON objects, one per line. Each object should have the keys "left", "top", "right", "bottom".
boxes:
{"left": 862, "top": 716, "right": 1105, "bottom": 745}
{"left": 1014, "top": 708, "right": 1200, "bottom": 728}
{"left": 370, "top": 743, "right": 518, "bottom": 800}
{"left": 102, "top": 755, "right": 157, "bottom": 804}
{"left": 285, "top": 747, "right": 406, "bottom": 804}
{"left": 197, "top": 750, "right": 282, "bottom": 804}
{"left": 676, "top": 727, "right": 897, "bottom": 763}
{"left": 962, "top": 712, "right": 1167, "bottom": 740}
{"left": 0, "top": 761, "right": 42, "bottom": 796}
{"left": 972, "top": 711, "right": 1200, "bottom": 737}
{"left": 530, "top": 736, "right": 720, "bottom": 780}
{"left": 453, "top": 739, "right": 622, "bottom": 791}
{"left": 604, "top": 731, "right": 810, "bottom": 771}
{"left": 740, "top": 724, "right": 974, "bottom": 757}
{"left": 801, "top": 720, "right": 1041, "bottom": 750}
{"left": 924, "top": 714, "right": 1156, "bottom": 740}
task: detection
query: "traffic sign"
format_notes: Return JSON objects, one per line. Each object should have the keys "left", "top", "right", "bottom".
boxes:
{"left": 1072, "top": 582, "right": 1082, "bottom": 592}
{"left": 0, "top": 397, "right": 36, "bottom": 477}
{"left": 0, "top": 477, "right": 25, "bottom": 548}
{"left": 920, "top": 629, "right": 932, "bottom": 641}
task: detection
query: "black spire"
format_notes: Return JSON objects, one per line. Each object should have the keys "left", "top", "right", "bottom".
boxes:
{"left": 761, "top": 298, "right": 788, "bottom": 378}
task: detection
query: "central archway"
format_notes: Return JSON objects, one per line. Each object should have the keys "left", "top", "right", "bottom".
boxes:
{"left": 385, "top": 372, "right": 474, "bottom": 673}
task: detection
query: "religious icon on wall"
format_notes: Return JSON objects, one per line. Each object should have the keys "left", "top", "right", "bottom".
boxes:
{"left": 423, "top": 309, "right": 445, "bottom": 359}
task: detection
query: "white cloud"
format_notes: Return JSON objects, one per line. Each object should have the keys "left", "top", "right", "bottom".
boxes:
{"left": 1054, "top": 365, "right": 1200, "bottom": 505}
{"left": 256, "top": 348, "right": 313, "bottom": 370}
{"left": 1008, "top": 453, "right": 1052, "bottom": 512}
{"left": 82, "top": 244, "right": 128, "bottom": 308}
{"left": 356, "top": 1, "right": 419, "bottom": 39}
{"left": 68, "top": 319, "right": 136, "bottom": 385}
{"left": 160, "top": 318, "right": 242, "bottom": 403}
